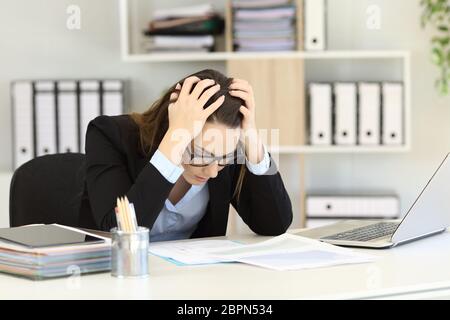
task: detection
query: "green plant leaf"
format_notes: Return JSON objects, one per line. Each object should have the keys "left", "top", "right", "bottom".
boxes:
{"left": 432, "top": 47, "right": 445, "bottom": 65}
{"left": 420, "top": 0, "right": 450, "bottom": 96}
{"left": 440, "top": 81, "right": 449, "bottom": 95}
{"left": 432, "top": 36, "right": 450, "bottom": 46}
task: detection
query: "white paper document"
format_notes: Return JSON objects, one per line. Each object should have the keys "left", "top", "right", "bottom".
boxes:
{"left": 149, "top": 240, "right": 243, "bottom": 265}
{"left": 149, "top": 234, "right": 375, "bottom": 270}
{"left": 208, "top": 234, "right": 375, "bottom": 271}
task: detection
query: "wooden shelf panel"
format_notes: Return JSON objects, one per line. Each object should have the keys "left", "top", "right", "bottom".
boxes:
{"left": 122, "top": 50, "right": 410, "bottom": 63}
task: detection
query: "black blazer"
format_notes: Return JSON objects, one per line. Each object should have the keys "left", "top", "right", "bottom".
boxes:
{"left": 78, "top": 115, "right": 293, "bottom": 238}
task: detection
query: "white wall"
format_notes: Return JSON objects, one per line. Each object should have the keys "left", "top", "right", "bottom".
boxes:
{"left": 0, "top": 0, "right": 449, "bottom": 230}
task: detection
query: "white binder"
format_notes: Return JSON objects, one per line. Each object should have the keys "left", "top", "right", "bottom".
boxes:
{"left": 79, "top": 81, "right": 100, "bottom": 153}
{"left": 306, "top": 195, "right": 399, "bottom": 218}
{"left": 309, "top": 83, "right": 332, "bottom": 145}
{"left": 35, "top": 81, "right": 57, "bottom": 157}
{"left": 12, "top": 82, "right": 34, "bottom": 169}
{"left": 334, "top": 83, "right": 357, "bottom": 145}
{"left": 304, "top": 0, "right": 326, "bottom": 51}
{"left": 358, "top": 82, "right": 381, "bottom": 145}
{"left": 102, "top": 80, "right": 123, "bottom": 116}
{"left": 382, "top": 82, "right": 403, "bottom": 145}
{"left": 57, "top": 81, "right": 79, "bottom": 153}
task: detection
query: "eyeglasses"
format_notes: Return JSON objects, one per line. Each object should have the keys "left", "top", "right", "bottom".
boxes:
{"left": 182, "top": 143, "right": 245, "bottom": 167}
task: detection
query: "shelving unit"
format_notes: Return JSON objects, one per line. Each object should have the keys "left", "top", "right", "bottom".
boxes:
{"left": 118, "top": 0, "right": 412, "bottom": 228}
{"left": 120, "top": 49, "right": 410, "bottom": 63}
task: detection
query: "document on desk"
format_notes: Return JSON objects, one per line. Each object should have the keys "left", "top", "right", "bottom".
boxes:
{"left": 149, "top": 240, "right": 243, "bottom": 266}
{"left": 208, "top": 234, "right": 376, "bottom": 271}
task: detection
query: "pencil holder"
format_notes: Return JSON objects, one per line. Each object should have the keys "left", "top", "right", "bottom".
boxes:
{"left": 111, "top": 227, "right": 149, "bottom": 278}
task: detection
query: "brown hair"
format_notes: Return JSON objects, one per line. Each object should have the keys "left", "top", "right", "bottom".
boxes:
{"left": 130, "top": 69, "right": 246, "bottom": 200}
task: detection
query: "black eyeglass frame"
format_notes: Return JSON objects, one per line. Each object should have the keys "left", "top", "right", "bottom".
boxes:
{"left": 182, "top": 142, "right": 246, "bottom": 167}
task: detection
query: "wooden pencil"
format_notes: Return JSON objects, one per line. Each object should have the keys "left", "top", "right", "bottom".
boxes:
{"left": 124, "top": 196, "right": 136, "bottom": 232}
{"left": 116, "top": 198, "right": 124, "bottom": 231}
{"left": 121, "top": 197, "right": 131, "bottom": 232}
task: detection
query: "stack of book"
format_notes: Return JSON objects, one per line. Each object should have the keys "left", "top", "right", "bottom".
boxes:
{"left": 0, "top": 225, "right": 111, "bottom": 280}
{"left": 142, "top": 4, "right": 225, "bottom": 53}
{"left": 232, "top": 0, "right": 297, "bottom": 52}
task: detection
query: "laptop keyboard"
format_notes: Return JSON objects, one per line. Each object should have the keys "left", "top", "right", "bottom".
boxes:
{"left": 321, "top": 222, "right": 400, "bottom": 242}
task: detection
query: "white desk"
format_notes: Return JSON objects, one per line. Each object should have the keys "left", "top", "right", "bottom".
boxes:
{"left": 1, "top": 229, "right": 450, "bottom": 300}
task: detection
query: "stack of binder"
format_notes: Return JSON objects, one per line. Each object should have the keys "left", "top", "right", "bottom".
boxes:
{"left": 306, "top": 194, "right": 400, "bottom": 228}
{"left": 11, "top": 79, "right": 125, "bottom": 170}
{"left": 142, "top": 4, "right": 225, "bottom": 53}
{"left": 0, "top": 225, "right": 111, "bottom": 280}
{"left": 232, "top": 0, "right": 297, "bottom": 52}
{"left": 308, "top": 82, "right": 404, "bottom": 146}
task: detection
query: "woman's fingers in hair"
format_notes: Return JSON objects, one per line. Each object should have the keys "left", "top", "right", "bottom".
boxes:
{"left": 239, "top": 105, "right": 251, "bottom": 117}
{"left": 230, "top": 87, "right": 255, "bottom": 112}
{"left": 203, "top": 95, "right": 225, "bottom": 117}
{"left": 191, "top": 79, "right": 217, "bottom": 100}
{"left": 170, "top": 83, "right": 181, "bottom": 101}
{"left": 179, "top": 76, "right": 201, "bottom": 99}
{"left": 197, "top": 83, "right": 221, "bottom": 106}
{"left": 229, "top": 78, "right": 252, "bottom": 93}
{"left": 170, "top": 91, "right": 179, "bottom": 102}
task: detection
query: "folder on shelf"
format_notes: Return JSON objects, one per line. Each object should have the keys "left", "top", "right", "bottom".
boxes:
{"left": 309, "top": 83, "right": 332, "bottom": 145}
{"left": 79, "top": 81, "right": 101, "bottom": 153}
{"left": 306, "top": 195, "right": 400, "bottom": 219}
{"left": 334, "top": 83, "right": 357, "bottom": 145}
{"left": 304, "top": 0, "right": 326, "bottom": 51}
{"left": 102, "top": 81, "right": 124, "bottom": 117}
{"left": 358, "top": 82, "right": 381, "bottom": 145}
{"left": 35, "top": 81, "right": 57, "bottom": 157}
{"left": 152, "top": 3, "right": 214, "bottom": 20}
{"left": 382, "top": 82, "right": 403, "bottom": 145}
{"left": 11, "top": 81, "right": 34, "bottom": 170}
{"left": 57, "top": 81, "right": 79, "bottom": 153}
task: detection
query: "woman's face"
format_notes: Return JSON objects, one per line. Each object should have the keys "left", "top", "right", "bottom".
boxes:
{"left": 182, "top": 121, "right": 241, "bottom": 185}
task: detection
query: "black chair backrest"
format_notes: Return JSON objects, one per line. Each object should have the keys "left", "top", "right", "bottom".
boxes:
{"left": 9, "top": 153, "right": 86, "bottom": 228}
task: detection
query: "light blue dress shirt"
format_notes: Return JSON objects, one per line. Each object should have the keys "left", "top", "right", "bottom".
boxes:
{"left": 148, "top": 145, "right": 271, "bottom": 242}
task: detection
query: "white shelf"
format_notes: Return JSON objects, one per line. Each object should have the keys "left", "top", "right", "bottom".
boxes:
{"left": 269, "top": 145, "right": 410, "bottom": 154}
{"left": 122, "top": 50, "right": 410, "bottom": 63}
{"left": 119, "top": 0, "right": 409, "bottom": 63}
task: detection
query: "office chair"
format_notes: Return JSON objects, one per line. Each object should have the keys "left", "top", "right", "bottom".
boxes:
{"left": 9, "top": 153, "right": 86, "bottom": 228}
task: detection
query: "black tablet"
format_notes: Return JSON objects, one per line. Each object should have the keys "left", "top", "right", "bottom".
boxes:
{"left": 0, "top": 225, "right": 105, "bottom": 248}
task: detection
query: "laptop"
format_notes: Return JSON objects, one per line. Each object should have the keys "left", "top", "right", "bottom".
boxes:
{"left": 296, "top": 153, "right": 450, "bottom": 249}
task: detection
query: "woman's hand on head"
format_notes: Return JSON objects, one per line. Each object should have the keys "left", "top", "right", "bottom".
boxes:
{"left": 229, "top": 78, "right": 264, "bottom": 164}
{"left": 158, "top": 76, "right": 224, "bottom": 166}
{"left": 229, "top": 78, "right": 256, "bottom": 131}
{"left": 167, "top": 76, "right": 224, "bottom": 143}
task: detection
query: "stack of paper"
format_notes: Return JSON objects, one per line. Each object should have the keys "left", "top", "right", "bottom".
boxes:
{"left": 149, "top": 240, "right": 242, "bottom": 265}
{"left": 142, "top": 3, "right": 224, "bottom": 53}
{"left": 209, "top": 234, "right": 375, "bottom": 271}
{"left": 232, "top": 0, "right": 297, "bottom": 51}
{"left": 0, "top": 225, "right": 111, "bottom": 280}
{"left": 149, "top": 234, "right": 375, "bottom": 271}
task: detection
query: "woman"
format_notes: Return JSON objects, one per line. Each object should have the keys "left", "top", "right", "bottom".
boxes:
{"left": 78, "top": 69, "right": 292, "bottom": 241}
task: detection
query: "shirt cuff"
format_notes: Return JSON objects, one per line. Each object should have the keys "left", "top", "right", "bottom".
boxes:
{"left": 245, "top": 144, "right": 270, "bottom": 175}
{"left": 150, "top": 149, "right": 184, "bottom": 184}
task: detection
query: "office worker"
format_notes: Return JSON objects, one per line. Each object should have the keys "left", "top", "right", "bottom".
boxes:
{"left": 78, "top": 69, "right": 293, "bottom": 241}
